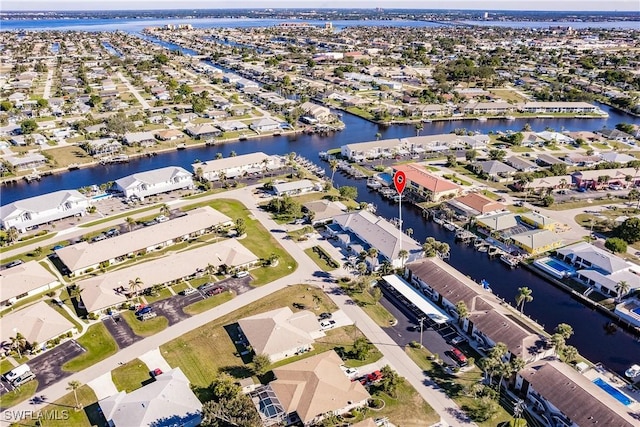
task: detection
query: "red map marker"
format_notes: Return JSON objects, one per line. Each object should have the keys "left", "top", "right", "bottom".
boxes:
{"left": 393, "top": 171, "right": 406, "bottom": 194}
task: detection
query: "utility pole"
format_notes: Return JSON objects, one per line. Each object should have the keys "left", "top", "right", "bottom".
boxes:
{"left": 419, "top": 317, "right": 425, "bottom": 348}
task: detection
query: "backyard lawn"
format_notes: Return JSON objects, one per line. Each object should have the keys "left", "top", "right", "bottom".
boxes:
{"left": 160, "top": 284, "right": 339, "bottom": 388}
{"left": 15, "top": 385, "right": 101, "bottom": 427}
{"left": 121, "top": 311, "right": 169, "bottom": 337}
{"left": 62, "top": 323, "right": 118, "bottom": 372}
{"left": 111, "top": 358, "right": 151, "bottom": 393}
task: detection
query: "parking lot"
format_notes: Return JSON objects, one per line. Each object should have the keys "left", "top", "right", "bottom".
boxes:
{"left": 103, "top": 315, "right": 142, "bottom": 349}
{"left": 31, "top": 340, "right": 86, "bottom": 392}
{"left": 149, "top": 291, "right": 203, "bottom": 325}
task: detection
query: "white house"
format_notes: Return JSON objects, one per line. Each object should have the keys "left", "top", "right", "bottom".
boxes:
{"left": 114, "top": 166, "right": 194, "bottom": 200}
{"left": 250, "top": 118, "right": 282, "bottom": 133}
{"left": 273, "top": 179, "right": 317, "bottom": 196}
{"left": 192, "top": 152, "right": 282, "bottom": 181}
{"left": 0, "top": 190, "right": 90, "bottom": 233}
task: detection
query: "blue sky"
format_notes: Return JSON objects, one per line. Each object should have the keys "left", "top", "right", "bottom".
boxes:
{"left": 3, "top": 1, "right": 639, "bottom": 11}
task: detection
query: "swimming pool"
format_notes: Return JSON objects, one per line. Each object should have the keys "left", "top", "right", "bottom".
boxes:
{"left": 633, "top": 307, "right": 640, "bottom": 316}
{"left": 544, "top": 259, "right": 572, "bottom": 272}
{"left": 533, "top": 257, "right": 576, "bottom": 279}
{"left": 377, "top": 173, "right": 393, "bottom": 185}
{"left": 593, "top": 378, "right": 633, "bottom": 406}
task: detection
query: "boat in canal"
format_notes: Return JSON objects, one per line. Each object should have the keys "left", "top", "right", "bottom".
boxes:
{"left": 625, "top": 364, "right": 640, "bottom": 379}
{"left": 500, "top": 254, "right": 520, "bottom": 268}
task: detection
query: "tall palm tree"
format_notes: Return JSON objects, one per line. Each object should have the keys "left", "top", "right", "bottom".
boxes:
{"left": 206, "top": 263, "right": 217, "bottom": 280}
{"left": 515, "top": 287, "right": 533, "bottom": 314}
{"left": 215, "top": 152, "right": 223, "bottom": 160}
{"left": 6, "top": 227, "right": 19, "bottom": 244}
{"left": 415, "top": 122, "right": 423, "bottom": 137}
{"left": 398, "top": 249, "right": 408, "bottom": 267}
{"left": 125, "top": 216, "right": 135, "bottom": 232}
{"left": 367, "top": 247, "right": 379, "bottom": 271}
{"left": 455, "top": 301, "right": 468, "bottom": 325}
{"left": 261, "top": 158, "right": 270, "bottom": 177}
{"left": 615, "top": 280, "right": 630, "bottom": 300}
{"left": 160, "top": 204, "right": 170, "bottom": 217}
{"left": 67, "top": 380, "right": 82, "bottom": 410}
{"left": 329, "top": 159, "right": 338, "bottom": 188}
{"left": 129, "top": 277, "right": 144, "bottom": 303}
{"left": 10, "top": 333, "right": 27, "bottom": 359}
{"left": 405, "top": 228, "right": 414, "bottom": 239}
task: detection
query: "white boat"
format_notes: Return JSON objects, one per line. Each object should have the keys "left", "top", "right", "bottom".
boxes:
{"left": 500, "top": 254, "right": 519, "bottom": 268}
{"left": 476, "top": 117, "right": 488, "bottom": 122}
{"left": 625, "top": 364, "right": 640, "bottom": 379}
{"left": 443, "top": 222, "right": 456, "bottom": 231}
{"left": 367, "top": 177, "right": 382, "bottom": 189}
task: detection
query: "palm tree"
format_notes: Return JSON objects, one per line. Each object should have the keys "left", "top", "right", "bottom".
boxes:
{"left": 375, "top": 132, "right": 382, "bottom": 141}
{"left": 125, "top": 216, "right": 135, "bottom": 232}
{"left": 554, "top": 323, "right": 574, "bottom": 340}
{"left": 367, "top": 247, "right": 379, "bottom": 271}
{"left": 550, "top": 333, "right": 566, "bottom": 357}
{"left": 515, "top": 287, "right": 533, "bottom": 314}
{"left": 615, "top": 280, "right": 630, "bottom": 300}
{"left": 398, "top": 249, "right": 408, "bottom": 267}
{"left": 6, "top": 227, "right": 19, "bottom": 244}
{"left": 405, "top": 228, "right": 413, "bottom": 239}
{"left": 67, "top": 380, "right": 82, "bottom": 410}
{"left": 261, "top": 158, "right": 270, "bottom": 177}
{"left": 10, "top": 332, "right": 27, "bottom": 359}
{"left": 562, "top": 345, "right": 579, "bottom": 363}
{"left": 160, "top": 204, "right": 170, "bottom": 217}
{"left": 329, "top": 158, "right": 338, "bottom": 188}
{"left": 215, "top": 152, "right": 223, "bottom": 160}
{"left": 129, "top": 277, "right": 144, "bottom": 303}
{"left": 455, "top": 301, "right": 468, "bottom": 325}
{"left": 230, "top": 150, "right": 237, "bottom": 157}
{"left": 415, "top": 122, "right": 423, "bottom": 136}
{"left": 206, "top": 263, "right": 217, "bottom": 280}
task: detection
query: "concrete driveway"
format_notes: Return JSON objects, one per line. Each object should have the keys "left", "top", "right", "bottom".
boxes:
{"left": 30, "top": 340, "right": 86, "bottom": 393}
{"left": 149, "top": 292, "right": 203, "bottom": 326}
{"left": 103, "top": 315, "right": 141, "bottom": 349}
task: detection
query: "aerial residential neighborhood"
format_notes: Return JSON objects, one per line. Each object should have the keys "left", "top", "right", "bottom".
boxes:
{"left": 1, "top": 5, "right": 640, "bottom": 427}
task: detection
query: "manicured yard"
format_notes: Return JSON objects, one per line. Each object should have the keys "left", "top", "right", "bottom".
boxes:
{"left": 344, "top": 286, "right": 396, "bottom": 327}
{"left": 171, "top": 281, "right": 190, "bottom": 295}
{"left": 510, "top": 146, "right": 534, "bottom": 152}
{"left": 287, "top": 225, "right": 315, "bottom": 241}
{"left": 405, "top": 346, "right": 512, "bottom": 427}
{"left": 192, "top": 199, "right": 298, "bottom": 285}
{"left": 370, "top": 378, "right": 440, "bottom": 427}
{"left": 16, "top": 385, "right": 100, "bottom": 427}
{"left": 143, "top": 287, "right": 173, "bottom": 303}
{"left": 0, "top": 359, "right": 15, "bottom": 374}
{"left": 0, "top": 231, "right": 57, "bottom": 254}
{"left": 161, "top": 284, "right": 338, "bottom": 387}
{"left": 121, "top": 311, "right": 169, "bottom": 337}
{"left": 304, "top": 246, "right": 339, "bottom": 271}
{"left": 183, "top": 290, "right": 235, "bottom": 316}
{"left": 63, "top": 323, "right": 118, "bottom": 372}
{"left": 0, "top": 379, "right": 38, "bottom": 410}
{"left": 111, "top": 358, "right": 150, "bottom": 393}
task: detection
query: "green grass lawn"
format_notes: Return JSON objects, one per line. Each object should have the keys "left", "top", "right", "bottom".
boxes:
{"left": 183, "top": 290, "right": 235, "bottom": 316}
{"left": 121, "top": 311, "right": 168, "bottom": 337}
{"left": 304, "top": 246, "right": 338, "bottom": 271}
{"left": 370, "top": 378, "right": 440, "bottom": 427}
{"left": 171, "top": 282, "right": 189, "bottom": 295}
{"left": 0, "top": 359, "right": 15, "bottom": 374}
{"left": 546, "top": 197, "right": 627, "bottom": 211}
{"left": 481, "top": 190, "right": 501, "bottom": 201}
{"left": 510, "top": 146, "right": 534, "bottom": 152}
{"left": 80, "top": 205, "right": 160, "bottom": 228}
{"left": 0, "top": 379, "right": 38, "bottom": 410}
{"left": 342, "top": 285, "right": 396, "bottom": 327}
{"left": 62, "top": 323, "right": 118, "bottom": 372}
{"left": 405, "top": 346, "right": 512, "bottom": 427}
{"left": 111, "top": 358, "right": 150, "bottom": 393}
{"left": 287, "top": 225, "right": 315, "bottom": 241}
{"left": 0, "top": 231, "right": 57, "bottom": 254}
{"left": 143, "top": 287, "right": 173, "bottom": 303}
{"left": 16, "top": 385, "right": 100, "bottom": 427}
{"left": 191, "top": 199, "right": 298, "bottom": 285}
{"left": 161, "top": 284, "right": 338, "bottom": 387}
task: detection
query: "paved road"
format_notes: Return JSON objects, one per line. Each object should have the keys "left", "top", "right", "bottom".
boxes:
{"left": 1, "top": 186, "right": 471, "bottom": 426}
{"left": 117, "top": 71, "right": 150, "bottom": 110}
{"left": 42, "top": 68, "right": 54, "bottom": 100}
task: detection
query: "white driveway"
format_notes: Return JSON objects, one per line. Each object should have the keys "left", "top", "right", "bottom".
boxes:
{"left": 138, "top": 348, "right": 172, "bottom": 373}
{"left": 87, "top": 372, "right": 118, "bottom": 400}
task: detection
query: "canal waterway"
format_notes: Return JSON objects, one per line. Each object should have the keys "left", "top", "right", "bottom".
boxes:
{"left": 3, "top": 105, "right": 640, "bottom": 375}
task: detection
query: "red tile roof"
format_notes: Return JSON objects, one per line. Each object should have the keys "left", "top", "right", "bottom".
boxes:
{"left": 453, "top": 193, "right": 505, "bottom": 214}
{"left": 393, "top": 164, "right": 461, "bottom": 194}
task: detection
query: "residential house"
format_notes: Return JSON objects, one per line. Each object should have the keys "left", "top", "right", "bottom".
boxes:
{"left": 600, "top": 152, "right": 636, "bottom": 164}
{"left": 258, "top": 351, "right": 370, "bottom": 426}
{"left": 519, "top": 175, "right": 572, "bottom": 192}
{"left": 515, "top": 360, "right": 636, "bottom": 427}
{"left": 510, "top": 230, "right": 562, "bottom": 255}
{"left": 4, "top": 153, "right": 47, "bottom": 170}
{"left": 299, "top": 101, "right": 332, "bottom": 123}
{"left": 599, "top": 128, "right": 635, "bottom": 143}
{"left": 393, "top": 164, "right": 461, "bottom": 202}
{"left": 341, "top": 138, "right": 402, "bottom": 162}
{"left": 474, "top": 160, "right": 517, "bottom": 181}
{"left": 193, "top": 152, "right": 282, "bottom": 181}
{"left": 273, "top": 179, "right": 317, "bottom": 197}
{"left": 536, "top": 154, "right": 567, "bottom": 167}
{"left": 461, "top": 101, "right": 514, "bottom": 115}
{"left": 563, "top": 153, "right": 601, "bottom": 167}
{"left": 56, "top": 207, "right": 231, "bottom": 276}
{"left": 476, "top": 212, "right": 519, "bottom": 234}
{"left": 123, "top": 131, "right": 156, "bottom": 147}
{"left": 572, "top": 168, "right": 639, "bottom": 189}
{"left": 0, "top": 261, "right": 61, "bottom": 306}
{"left": 332, "top": 210, "right": 422, "bottom": 269}
{"left": 155, "top": 129, "right": 185, "bottom": 141}
{"left": 0, "top": 190, "right": 90, "bottom": 233}
{"left": 84, "top": 138, "right": 122, "bottom": 156}
{"left": 406, "top": 258, "right": 550, "bottom": 362}
{"left": 446, "top": 193, "right": 506, "bottom": 217}
{"left": 216, "top": 120, "right": 248, "bottom": 132}
{"left": 519, "top": 102, "right": 598, "bottom": 114}
{"left": 99, "top": 368, "right": 202, "bottom": 427}
{"left": 1, "top": 302, "right": 76, "bottom": 351}
{"left": 114, "top": 166, "right": 194, "bottom": 200}
{"left": 303, "top": 200, "right": 347, "bottom": 225}
{"left": 184, "top": 123, "right": 221, "bottom": 140}
{"left": 557, "top": 242, "right": 640, "bottom": 298}
{"left": 520, "top": 212, "right": 557, "bottom": 230}
{"left": 251, "top": 118, "right": 282, "bottom": 133}
{"left": 505, "top": 156, "right": 538, "bottom": 172}
{"left": 238, "top": 307, "right": 324, "bottom": 362}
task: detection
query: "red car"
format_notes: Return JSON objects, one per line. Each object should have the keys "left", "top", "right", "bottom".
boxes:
{"left": 450, "top": 348, "right": 468, "bottom": 367}
{"left": 367, "top": 370, "right": 383, "bottom": 383}
{"left": 151, "top": 368, "right": 163, "bottom": 377}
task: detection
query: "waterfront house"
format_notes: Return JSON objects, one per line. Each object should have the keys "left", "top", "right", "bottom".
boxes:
{"left": 392, "top": 163, "right": 461, "bottom": 202}
{"left": 446, "top": 193, "right": 506, "bottom": 217}
{"left": 515, "top": 360, "right": 636, "bottom": 427}
{"left": 332, "top": 210, "right": 422, "bottom": 269}
{"left": 273, "top": 179, "right": 317, "bottom": 197}
{"left": 250, "top": 118, "right": 282, "bottom": 133}
{"left": 556, "top": 242, "right": 640, "bottom": 298}
{"left": 99, "top": 368, "right": 202, "bottom": 427}
{"left": 56, "top": 207, "right": 231, "bottom": 276}
{"left": 0, "top": 261, "right": 61, "bottom": 307}
{"left": 475, "top": 212, "right": 519, "bottom": 234}
{"left": 215, "top": 120, "right": 248, "bottom": 132}
{"left": 1, "top": 301, "right": 76, "bottom": 351}
{"left": 78, "top": 240, "right": 258, "bottom": 314}
{"left": 114, "top": 166, "right": 194, "bottom": 200}
{"left": 518, "top": 102, "right": 598, "bottom": 114}
{"left": 184, "top": 123, "right": 221, "bottom": 139}
{"left": 406, "top": 258, "right": 549, "bottom": 362}
{"left": 510, "top": 230, "right": 562, "bottom": 255}
{"left": 123, "top": 131, "right": 156, "bottom": 147}
{"left": 193, "top": 152, "right": 282, "bottom": 182}
{"left": 238, "top": 307, "right": 324, "bottom": 362}
{"left": 303, "top": 200, "right": 347, "bottom": 225}
{"left": 473, "top": 160, "right": 517, "bottom": 181}
{"left": 0, "top": 189, "right": 90, "bottom": 233}
{"left": 341, "top": 138, "right": 402, "bottom": 161}
{"left": 300, "top": 101, "right": 332, "bottom": 122}
{"left": 461, "top": 101, "right": 514, "bottom": 115}
{"left": 155, "top": 129, "right": 185, "bottom": 141}
{"left": 519, "top": 212, "right": 558, "bottom": 231}
{"left": 84, "top": 138, "right": 121, "bottom": 156}
{"left": 4, "top": 153, "right": 47, "bottom": 170}
{"left": 260, "top": 351, "right": 370, "bottom": 426}
{"left": 614, "top": 297, "right": 640, "bottom": 328}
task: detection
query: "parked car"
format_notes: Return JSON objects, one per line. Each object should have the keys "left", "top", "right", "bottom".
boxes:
{"left": 449, "top": 335, "right": 467, "bottom": 345}
{"left": 367, "top": 370, "right": 383, "bottom": 382}
{"left": 182, "top": 288, "right": 197, "bottom": 296}
{"left": 6, "top": 259, "right": 24, "bottom": 268}
{"left": 156, "top": 215, "right": 169, "bottom": 223}
{"left": 320, "top": 320, "right": 336, "bottom": 330}
{"left": 143, "top": 220, "right": 158, "bottom": 226}
{"left": 318, "top": 312, "right": 332, "bottom": 320}
{"left": 140, "top": 312, "right": 157, "bottom": 321}
{"left": 450, "top": 347, "right": 468, "bottom": 367}
{"left": 92, "top": 234, "right": 107, "bottom": 242}
{"left": 105, "top": 228, "right": 120, "bottom": 237}
{"left": 150, "top": 368, "right": 163, "bottom": 377}
{"left": 135, "top": 306, "right": 153, "bottom": 316}
{"left": 206, "top": 286, "right": 226, "bottom": 296}
{"left": 342, "top": 367, "right": 359, "bottom": 378}
{"left": 235, "top": 270, "right": 249, "bottom": 278}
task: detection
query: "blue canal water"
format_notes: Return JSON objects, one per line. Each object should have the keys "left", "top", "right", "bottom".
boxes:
{"left": 3, "top": 104, "right": 640, "bottom": 375}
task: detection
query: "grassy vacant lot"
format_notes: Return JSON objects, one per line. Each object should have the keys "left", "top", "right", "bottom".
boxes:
{"left": 183, "top": 290, "right": 235, "bottom": 316}
{"left": 63, "top": 323, "right": 118, "bottom": 372}
{"left": 489, "top": 89, "right": 527, "bottom": 103}
{"left": 405, "top": 346, "right": 512, "bottom": 427}
{"left": 0, "top": 379, "right": 38, "bottom": 410}
{"left": 111, "top": 359, "right": 150, "bottom": 393}
{"left": 43, "top": 145, "right": 94, "bottom": 168}
{"left": 16, "top": 385, "right": 100, "bottom": 427}
{"left": 546, "top": 196, "right": 627, "bottom": 211}
{"left": 161, "top": 284, "right": 339, "bottom": 387}
{"left": 188, "top": 199, "right": 298, "bottom": 286}
{"left": 304, "top": 246, "right": 338, "bottom": 271}
{"left": 121, "top": 311, "right": 168, "bottom": 337}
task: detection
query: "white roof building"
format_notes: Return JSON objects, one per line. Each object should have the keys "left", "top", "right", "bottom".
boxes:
{"left": 0, "top": 190, "right": 90, "bottom": 233}
{"left": 192, "top": 152, "right": 283, "bottom": 181}
{"left": 273, "top": 179, "right": 317, "bottom": 196}
{"left": 1, "top": 301, "right": 76, "bottom": 348}
{"left": 99, "top": 368, "right": 202, "bottom": 427}
{"left": 0, "top": 261, "right": 61, "bottom": 306}
{"left": 114, "top": 166, "right": 194, "bottom": 199}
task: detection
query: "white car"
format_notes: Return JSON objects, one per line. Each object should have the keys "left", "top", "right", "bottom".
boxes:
{"left": 156, "top": 215, "right": 169, "bottom": 223}
{"left": 235, "top": 270, "right": 249, "bottom": 278}
{"left": 341, "top": 366, "right": 359, "bottom": 378}
{"left": 320, "top": 320, "right": 336, "bottom": 330}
